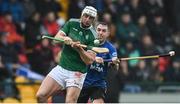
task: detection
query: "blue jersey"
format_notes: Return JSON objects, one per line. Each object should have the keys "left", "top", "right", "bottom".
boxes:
{"left": 83, "top": 41, "right": 117, "bottom": 89}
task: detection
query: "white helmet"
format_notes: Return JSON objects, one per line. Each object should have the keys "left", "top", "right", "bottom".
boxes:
{"left": 81, "top": 6, "right": 97, "bottom": 18}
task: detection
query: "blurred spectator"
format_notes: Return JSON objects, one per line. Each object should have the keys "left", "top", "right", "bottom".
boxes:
{"left": 0, "top": 32, "right": 19, "bottom": 97}
{"left": 171, "top": 32, "right": 180, "bottom": 58}
{"left": 158, "top": 57, "right": 170, "bottom": 73}
{"left": 103, "top": 0, "right": 117, "bottom": 21}
{"left": 134, "top": 59, "right": 162, "bottom": 82}
{"left": 137, "top": 15, "right": 150, "bottom": 36}
{"left": 68, "top": 0, "right": 85, "bottom": 19}
{"left": 119, "top": 41, "right": 140, "bottom": 81}
{"left": 125, "top": 59, "right": 162, "bottom": 92}
{"left": 172, "top": 0, "right": 180, "bottom": 32}
{"left": 102, "top": 12, "right": 116, "bottom": 42}
{"left": 0, "top": 15, "right": 3, "bottom": 32}
{"left": 0, "top": 12, "right": 24, "bottom": 45}
{"left": 143, "top": 0, "right": 164, "bottom": 24}
{"left": 33, "top": 0, "right": 62, "bottom": 17}
{"left": 139, "top": 35, "right": 159, "bottom": 56}
{"left": 0, "top": 0, "right": 7, "bottom": 14}
{"left": 114, "top": 0, "right": 130, "bottom": 17}
{"left": 148, "top": 13, "right": 172, "bottom": 49}
{"left": 123, "top": 41, "right": 140, "bottom": 67}
{"left": 0, "top": 56, "right": 10, "bottom": 81}
{"left": 0, "top": 55, "right": 12, "bottom": 98}
{"left": 104, "top": 0, "right": 117, "bottom": 13}
{"left": 135, "top": 60, "right": 151, "bottom": 81}
{"left": 55, "top": 0, "right": 69, "bottom": 21}
{"left": 116, "top": 12, "right": 140, "bottom": 45}
{"left": 163, "top": 59, "right": 180, "bottom": 81}
{"left": 129, "top": 0, "right": 144, "bottom": 23}
{"left": 163, "top": 0, "right": 173, "bottom": 30}
{"left": 41, "top": 11, "right": 60, "bottom": 36}
{"left": 1, "top": 30, "right": 45, "bottom": 83}
{"left": 15, "top": 53, "right": 45, "bottom": 81}
{"left": 21, "top": 0, "right": 36, "bottom": 20}
{"left": 24, "top": 12, "right": 42, "bottom": 49}
{"left": 149, "top": 59, "right": 162, "bottom": 82}
{"left": 29, "top": 39, "right": 54, "bottom": 75}
{"left": 85, "top": 0, "right": 104, "bottom": 13}
{"left": 84, "top": 0, "right": 96, "bottom": 8}
{"left": 139, "top": 34, "right": 165, "bottom": 81}
{"left": 0, "top": 32, "right": 19, "bottom": 75}
{"left": 120, "top": 60, "right": 141, "bottom": 93}
{"left": 0, "top": 0, "right": 25, "bottom": 23}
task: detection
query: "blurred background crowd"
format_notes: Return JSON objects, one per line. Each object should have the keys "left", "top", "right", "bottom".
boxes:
{"left": 0, "top": 0, "right": 180, "bottom": 102}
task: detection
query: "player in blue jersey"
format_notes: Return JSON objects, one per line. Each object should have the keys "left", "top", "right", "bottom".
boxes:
{"left": 77, "top": 22, "right": 119, "bottom": 103}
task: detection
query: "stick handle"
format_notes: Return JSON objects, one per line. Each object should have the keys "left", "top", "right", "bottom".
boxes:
{"left": 42, "top": 35, "right": 87, "bottom": 47}
{"left": 159, "top": 54, "right": 171, "bottom": 57}
{"left": 42, "top": 35, "right": 109, "bottom": 53}
{"left": 120, "top": 55, "right": 159, "bottom": 61}
{"left": 42, "top": 35, "right": 64, "bottom": 42}
{"left": 120, "top": 53, "right": 172, "bottom": 61}
{"left": 104, "top": 55, "right": 160, "bottom": 62}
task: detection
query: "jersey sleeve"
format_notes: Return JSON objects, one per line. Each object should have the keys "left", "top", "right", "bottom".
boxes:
{"left": 109, "top": 44, "right": 118, "bottom": 58}
{"left": 61, "top": 20, "right": 70, "bottom": 36}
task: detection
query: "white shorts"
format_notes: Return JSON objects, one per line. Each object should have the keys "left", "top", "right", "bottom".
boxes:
{"left": 48, "top": 65, "right": 87, "bottom": 90}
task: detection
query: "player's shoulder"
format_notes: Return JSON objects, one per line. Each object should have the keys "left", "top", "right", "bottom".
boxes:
{"left": 68, "top": 18, "right": 80, "bottom": 23}
{"left": 89, "top": 26, "right": 97, "bottom": 37}
{"left": 105, "top": 41, "right": 115, "bottom": 48}
{"left": 104, "top": 41, "right": 116, "bottom": 50}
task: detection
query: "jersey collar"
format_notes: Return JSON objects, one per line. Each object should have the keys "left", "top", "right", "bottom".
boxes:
{"left": 99, "top": 40, "right": 106, "bottom": 46}
{"left": 80, "top": 22, "right": 92, "bottom": 30}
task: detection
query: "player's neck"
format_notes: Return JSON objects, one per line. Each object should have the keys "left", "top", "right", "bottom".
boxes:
{"left": 99, "top": 40, "right": 106, "bottom": 45}
{"left": 80, "top": 22, "right": 92, "bottom": 29}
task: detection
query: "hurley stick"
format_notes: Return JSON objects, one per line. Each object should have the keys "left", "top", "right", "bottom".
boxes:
{"left": 42, "top": 35, "right": 109, "bottom": 53}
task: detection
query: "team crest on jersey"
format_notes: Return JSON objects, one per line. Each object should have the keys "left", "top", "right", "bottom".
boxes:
{"left": 85, "top": 35, "right": 89, "bottom": 40}
{"left": 79, "top": 31, "right": 83, "bottom": 36}
{"left": 73, "top": 28, "right": 78, "bottom": 31}
{"left": 112, "top": 52, "right": 117, "bottom": 57}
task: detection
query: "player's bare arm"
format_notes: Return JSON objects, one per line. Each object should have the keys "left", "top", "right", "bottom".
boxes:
{"left": 79, "top": 50, "right": 96, "bottom": 65}
{"left": 95, "top": 56, "right": 104, "bottom": 63}
{"left": 54, "top": 30, "right": 72, "bottom": 45}
{"left": 71, "top": 42, "right": 96, "bottom": 65}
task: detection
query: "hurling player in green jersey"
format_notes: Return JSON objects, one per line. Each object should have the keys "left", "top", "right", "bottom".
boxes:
{"left": 36, "top": 6, "right": 98, "bottom": 103}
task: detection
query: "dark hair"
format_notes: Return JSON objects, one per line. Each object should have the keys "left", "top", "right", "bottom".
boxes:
{"left": 96, "top": 21, "right": 109, "bottom": 29}
{"left": 96, "top": 22, "right": 110, "bottom": 34}
{"left": 97, "top": 22, "right": 108, "bottom": 26}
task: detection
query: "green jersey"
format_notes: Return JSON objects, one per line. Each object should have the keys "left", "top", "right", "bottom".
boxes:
{"left": 59, "top": 19, "right": 97, "bottom": 73}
